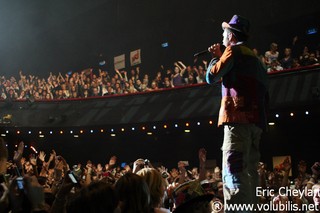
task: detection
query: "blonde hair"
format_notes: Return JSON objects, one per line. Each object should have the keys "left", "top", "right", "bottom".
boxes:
{"left": 137, "top": 168, "right": 167, "bottom": 208}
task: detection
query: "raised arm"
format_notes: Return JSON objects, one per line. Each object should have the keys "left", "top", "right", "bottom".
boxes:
{"left": 198, "top": 148, "right": 207, "bottom": 182}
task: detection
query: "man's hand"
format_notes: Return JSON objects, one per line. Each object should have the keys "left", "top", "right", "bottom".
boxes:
{"left": 208, "top": 43, "right": 223, "bottom": 58}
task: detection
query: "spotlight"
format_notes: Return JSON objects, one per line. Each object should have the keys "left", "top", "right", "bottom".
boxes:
{"left": 153, "top": 126, "right": 156, "bottom": 130}
{"left": 39, "top": 131, "right": 42, "bottom": 134}
{"left": 197, "top": 122, "right": 200, "bottom": 126}
{"left": 147, "top": 132, "right": 153, "bottom": 135}
{"left": 111, "top": 129, "right": 114, "bottom": 132}
{"left": 70, "top": 130, "right": 73, "bottom": 134}
{"left": 184, "top": 129, "right": 191, "bottom": 133}
{"left": 90, "top": 130, "right": 94, "bottom": 133}
{"left": 74, "top": 135, "right": 79, "bottom": 138}
{"left": 268, "top": 122, "right": 275, "bottom": 126}
{"left": 17, "top": 131, "right": 20, "bottom": 134}
{"left": 163, "top": 125, "right": 167, "bottom": 129}
{"left": 275, "top": 114, "right": 279, "bottom": 118}
{"left": 305, "top": 111, "right": 309, "bottom": 115}
{"left": 5, "top": 130, "right": 9, "bottom": 134}
{"left": 60, "top": 131, "right": 63, "bottom": 134}
{"left": 290, "top": 113, "right": 294, "bottom": 117}
{"left": 111, "top": 134, "right": 116, "bottom": 137}
{"left": 121, "top": 128, "right": 125, "bottom": 132}
{"left": 80, "top": 130, "right": 84, "bottom": 134}
{"left": 186, "top": 123, "right": 189, "bottom": 127}
{"left": 28, "top": 131, "right": 32, "bottom": 134}
{"left": 142, "top": 126, "right": 146, "bottom": 130}
{"left": 132, "top": 127, "right": 135, "bottom": 131}
{"left": 100, "top": 129, "right": 104, "bottom": 133}
{"left": 49, "top": 131, "right": 53, "bottom": 134}
{"left": 175, "top": 124, "right": 178, "bottom": 128}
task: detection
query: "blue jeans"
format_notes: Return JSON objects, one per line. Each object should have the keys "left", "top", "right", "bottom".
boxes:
{"left": 222, "top": 124, "right": 262, "bottom": 212}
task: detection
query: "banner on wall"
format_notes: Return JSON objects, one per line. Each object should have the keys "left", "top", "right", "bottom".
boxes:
{"left": 114, "top": 54, "right": 125, "bottom": 70}
{"left": 130, "top": 49, "right": 141, "bottom": 66}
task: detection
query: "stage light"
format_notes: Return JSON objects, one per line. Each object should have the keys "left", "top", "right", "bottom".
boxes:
{"left": 5, "top": 130, "right": 8, "bottom": 134}
{"left": 153, "top": 126, "right": 156, "bottom": 130}
{"left": 74, "top": 135, "right": 79, "bottom": 138}
{"left": 305, "top": 111, "right": 309, "bottom": 115}
{"left": 209, "top": 120, "right": 213, "bottom": 125}
{"left": 100, "top": 129, "right": 104, "bottom": 133}
{"left": 161, "top": 42, "right": 169, "bottom": 48}
{"left": 15, "top": 145, "right": 18, "bottom": 148}
{"left": 17, "top": 131, "right": 20, "bottom": 134}
{"left": 25, "top": 145, "right": 28, "bottom": 148}
{"left": 50, "top": 131, "right": 53, "bottom": 134}
{"left": 80, "top": 130, "right": 84, "bottom": 134}
{"left": 290, "top": 113, "right": 294, "bottom": 117}
{"left": 111, "top": 129, "right": 114, "bottom": 132}
{"left": 121, "top": 128, "right": 125, "bottom": 132}
{"left": 70, "top": 130, "right": 73, "bottom": 134}
{"left": 39, "top": 131, "right": 42, "bottom": 134}
{"left": 268, "top": 122, "right": 275, "bottom": 126}
{"left": 197, "top": 122, "right": 201, "bottom": 126}
{"left": 111, "top": 134, "right": 116, "bottom": 137}
{"left": 164, "top": 125, "right": 167, "bottom": 129}
{"left": 142, "top": 126, "right": 146, "bottom": 130}
{"left": 175, "top": 124, "right": 178, "bottom": 128}
{"left": 147, "top": 132, "right": 153, "bottom": 135}
{"left": 90, "top": 130, "right": 94, "bottom": 133}
{"left": 132, "top": 127, "right": 135, "bottom": 131}
{"left": 1, "top": 134, "right": 6, "bottom": 137}
{"left": 186, "top": 123, "right": 189, "bottom": 127}
{"left": 39, "top": 135, "right": 45, "bottom": 138}
{"left": 184, "top": 129, "right": 191, "bottom": 133}
{"left": 60, "top": 130, "right": 63, "bottom": 134}
{"left": 28, "top": 131, "right": 32, "bottom": 134}
{"left": 275, "top": 114, "right": 279, "bottom": 118}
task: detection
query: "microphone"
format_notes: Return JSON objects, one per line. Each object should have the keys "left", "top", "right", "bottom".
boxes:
{"left": 193, "top": 49, "right": 209, "bottom": 57}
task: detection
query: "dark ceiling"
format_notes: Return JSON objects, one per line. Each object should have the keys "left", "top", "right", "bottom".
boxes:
{"left": 0, "top": 0, "right": 319, "bottom": 77}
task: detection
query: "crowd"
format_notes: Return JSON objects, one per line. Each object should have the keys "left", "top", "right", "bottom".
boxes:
{"left": 0, "top": 138, "right": 319, "bottom": 213}
{"left": 0, "top": 37, "right": 319, "bottom": 102}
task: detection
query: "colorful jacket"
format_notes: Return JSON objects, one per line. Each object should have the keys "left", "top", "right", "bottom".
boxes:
{"left": 206, "top": 44, "right": 268, "bottom": 130}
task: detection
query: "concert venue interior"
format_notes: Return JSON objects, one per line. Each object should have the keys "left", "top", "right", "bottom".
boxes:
{"left": 0, "top": 1, "right": 319, "bottom": 175}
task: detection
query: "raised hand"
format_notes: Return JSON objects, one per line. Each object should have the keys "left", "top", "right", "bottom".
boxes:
{"left": 13, "top": 141, "right": 24, "bottom": 163}
{"left": 311, "top": 162, "right": 320, "bottom": 177}
{"left": 198, "top": 148, "right": 207, "bottom": 164}
{"left": 38, "top": 151, "right": 46, "bottom": 162}
{"left": 0, "top": 138, "right": 8, "bottom": 174}
{"left": 282, "top": 157, "right": 291, "bottom": 172}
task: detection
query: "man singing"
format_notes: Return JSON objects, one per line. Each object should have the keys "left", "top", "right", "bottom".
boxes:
{"left": 206, "top": 15, "right": 268, "bottom": 211}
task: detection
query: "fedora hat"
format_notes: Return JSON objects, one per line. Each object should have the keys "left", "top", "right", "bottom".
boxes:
{"left": 222, "top": 14, "right": 250, "bottom": 36}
